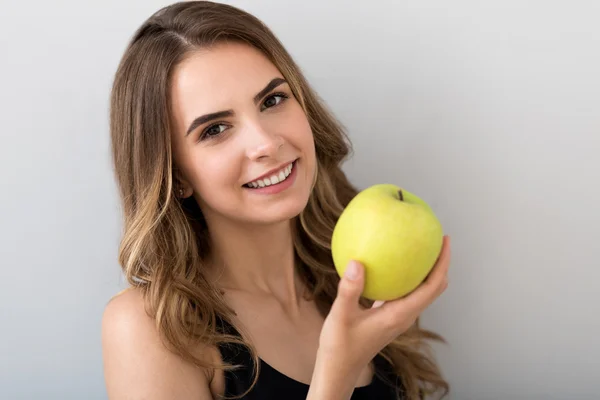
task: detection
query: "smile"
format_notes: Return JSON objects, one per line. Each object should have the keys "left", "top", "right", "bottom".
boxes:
{"left": 243, "top": 160, "right": 296, "bottom": 189}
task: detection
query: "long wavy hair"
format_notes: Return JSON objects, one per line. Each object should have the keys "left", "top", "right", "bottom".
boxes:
{"left": 109, "top": 1, "right": 448, "bottom": 399}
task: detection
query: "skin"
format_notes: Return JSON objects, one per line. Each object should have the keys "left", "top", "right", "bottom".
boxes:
{"left": 102, "top": 42, "right": 374, "bottom": 399}
{"left": 102, "top": 41, "right": 452, "bottom": 400}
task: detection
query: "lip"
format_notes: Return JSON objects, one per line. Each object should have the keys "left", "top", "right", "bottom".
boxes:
{"left": 244, "top": 158, "right": 298, "bottom": 185}
{"left": 244, "top": 159, "right": 298, "bottom": 195}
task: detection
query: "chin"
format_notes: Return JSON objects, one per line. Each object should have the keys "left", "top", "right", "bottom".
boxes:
{"left": 204, "top": 158, "right": 316, "bottom": 227}
{"left": 245, "top": 194, "right": 310, "bottom": 226}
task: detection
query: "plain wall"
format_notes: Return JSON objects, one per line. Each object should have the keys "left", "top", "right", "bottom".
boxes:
{"left": 1, "top": 1, "right": 598, "bottom": 399}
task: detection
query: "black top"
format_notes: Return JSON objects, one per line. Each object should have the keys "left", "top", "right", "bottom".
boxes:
{"left": 216, "top": 318, "right": 404, "bottom": 399}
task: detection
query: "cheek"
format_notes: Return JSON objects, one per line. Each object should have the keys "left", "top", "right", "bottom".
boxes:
{"left": 285, "top": 108, "right": 315, "bottom": 152}
{"left": 189, "top": 151, "right": 241, "bottom": 202}
{"left": 299, "top": 123, "right": 317, "bottom": 166}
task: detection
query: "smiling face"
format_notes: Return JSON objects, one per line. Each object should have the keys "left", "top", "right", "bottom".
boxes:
{"left": 169, "top": 42, "right": 317, "bottom": 227}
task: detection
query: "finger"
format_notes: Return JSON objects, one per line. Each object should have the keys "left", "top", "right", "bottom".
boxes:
{"left": 372, "top": 236, "right": 451, "bottom": 323}
{"left": 423, "top": 235, "right": 451, "bottom": 285}
{"left": 331, "top": 260, "right": 365, "bottom": 314}
{"left": 371, "top": 300, "right": 385, "bottom": 309}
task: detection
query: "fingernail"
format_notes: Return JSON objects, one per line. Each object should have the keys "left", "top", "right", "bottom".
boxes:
{"left": 345, "top": 261, "right": 359, "bottom": 280}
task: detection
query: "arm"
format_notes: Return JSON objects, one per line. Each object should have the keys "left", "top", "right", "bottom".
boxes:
{"left": 101, "top": 289, "right": 215, "bottom": 400}
{"left": 306, "top": 348, "right": 362, "bottom": 400}
{"left": 307, "top": 235, "right": 451, "bottom": 400}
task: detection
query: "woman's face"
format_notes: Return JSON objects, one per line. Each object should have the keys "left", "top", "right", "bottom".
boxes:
{"left": 169, "top": 42, "right": 316, "bottom": 226}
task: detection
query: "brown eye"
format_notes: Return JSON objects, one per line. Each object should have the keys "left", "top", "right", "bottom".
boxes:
{"left": 261, "top": 93, "right": 288, "bottom": 111}
{"left": 204, "top": 123, "right": 227, "bottom": 137}
{"left": 198, "top": 123, "right": 230, "bottom": 142}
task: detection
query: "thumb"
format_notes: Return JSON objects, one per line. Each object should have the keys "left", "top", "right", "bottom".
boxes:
{"left": 333, "top": 260, "right": 365, "bottom": 311}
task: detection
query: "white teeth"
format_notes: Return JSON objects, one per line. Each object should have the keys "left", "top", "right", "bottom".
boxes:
{"left": 246, "top": 162, "right": 294, "bottom": 189}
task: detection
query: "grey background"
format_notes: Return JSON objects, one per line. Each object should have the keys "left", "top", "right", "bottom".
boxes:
{"left": 1, "top": 0, "right": 599, "bottom": 399}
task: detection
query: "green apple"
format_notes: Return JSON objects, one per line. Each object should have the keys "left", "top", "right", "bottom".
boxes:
{"left": 331, "top": 183, "right": 444, "bottom": 301}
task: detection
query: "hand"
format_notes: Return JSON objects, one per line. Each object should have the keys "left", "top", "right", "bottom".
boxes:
{"left": 317, "top": 235, "right": 451, "bottom": 381}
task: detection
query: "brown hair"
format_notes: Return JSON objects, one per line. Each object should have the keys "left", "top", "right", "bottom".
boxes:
{"left": 109, "top": 1, "right": 448, "bottom": 398}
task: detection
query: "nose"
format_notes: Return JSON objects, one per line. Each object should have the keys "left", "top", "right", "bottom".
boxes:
{"left": 244, "top": 120, "right": 284, "bottom": 161}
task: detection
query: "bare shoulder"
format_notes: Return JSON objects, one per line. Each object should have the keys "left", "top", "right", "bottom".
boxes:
{"left": 101, "top": 287, "right": 219, "bottom": 400}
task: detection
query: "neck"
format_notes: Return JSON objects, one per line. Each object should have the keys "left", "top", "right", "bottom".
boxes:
{"left": 206, "top": 215, "right": 303, "bottom": 307}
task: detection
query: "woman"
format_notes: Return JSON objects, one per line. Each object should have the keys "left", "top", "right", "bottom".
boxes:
{"left": 101, "top": 1, "right": 451, "bottom": 399}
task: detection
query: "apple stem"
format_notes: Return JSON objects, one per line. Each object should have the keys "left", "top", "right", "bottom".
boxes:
{"left": 398, "top": 190, "right": 404, "bottom": 201}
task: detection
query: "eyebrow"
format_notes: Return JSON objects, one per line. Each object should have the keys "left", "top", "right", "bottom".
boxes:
{"left": 185, "top": 77, "right": 288, "bottom": 137}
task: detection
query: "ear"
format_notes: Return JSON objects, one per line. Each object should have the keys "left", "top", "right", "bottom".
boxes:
{"left": 173, "top": 168, "right": 193, "bottom": 199}
{"left": 176, "top": 185, "right": 193, "bottom": 199}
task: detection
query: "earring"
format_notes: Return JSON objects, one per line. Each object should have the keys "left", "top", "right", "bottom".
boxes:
{"left": 178, "top": 188, "right": 185, "bottom": 198}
